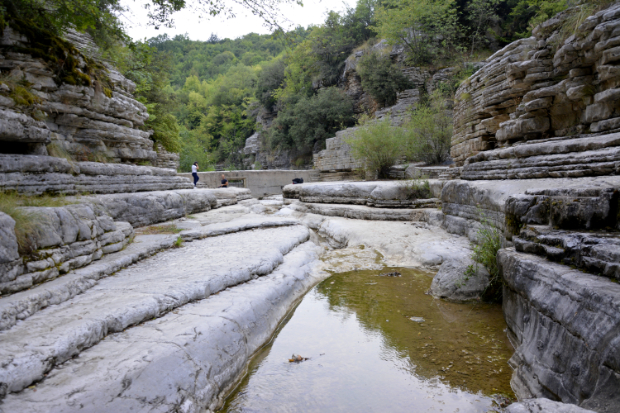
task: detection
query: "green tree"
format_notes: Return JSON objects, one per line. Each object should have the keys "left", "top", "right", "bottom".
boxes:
{"left": 402, "top": 90, "right": 452, "bottom": 165}
{"left": 256, "top": 58, "right": 286, "bottom": 111}
{"left": 357, "top": 51, "right": 412, "bottom": 106}
{"left": 374, "top": 0, "right": 463, "bottom": 65}
{"left": 269, "top": 87, "right": 356, "bottom": 152}
{"left": 466, "top": 0, "right": 500, "bottom": 55}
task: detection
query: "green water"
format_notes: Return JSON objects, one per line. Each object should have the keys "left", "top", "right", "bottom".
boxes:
{"left": 221, "top": 268, "right": 514, "bottom": 413}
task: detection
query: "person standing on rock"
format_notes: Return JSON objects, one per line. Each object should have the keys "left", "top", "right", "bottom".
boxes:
{"left": 192, "top": 162, "right": 199, "bottom": 188}
{"left": 219, "top": 174, "right": 228, "bottom": 188}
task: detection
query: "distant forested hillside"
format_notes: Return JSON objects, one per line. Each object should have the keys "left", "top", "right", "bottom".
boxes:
{"left": 1, "top": 0, "right": 581, "bottom": 171}
{"left": 154, "top": 0, "right": 577, "bottom": 171}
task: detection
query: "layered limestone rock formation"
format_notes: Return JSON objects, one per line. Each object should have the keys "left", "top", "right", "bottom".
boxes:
{"left": 312, "top": 128, "right": 362, "bottom": 173}
{"left": 0, "top": 188, "right": 250, "bottom": 304}
{"left": 0, "top": 215, "right": 322, "bottom": 410}
{"left": 153, "top": 144, "right": 181, "bottom": 170}
{"left": 283, "top": 181, "right": 441, "bottom": 208}
{"left": 0, "top": 27, "right": 188, "bottom": 193}
{"left": 447, "top": 8, "right": 620, "bottom": 403}
{"left": 452, "top": 4, "right": 620, "bottom": 179}
{"left": 0, "top": 154, "right": 191, "bottom": 194}
{"left": 1, "top": 28, "right": 153, "bottom": 163}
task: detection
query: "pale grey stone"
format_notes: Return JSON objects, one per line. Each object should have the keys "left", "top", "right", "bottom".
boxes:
{"left": 500, "top": 249, "right": 620, "bottom": 412}
{"left": 0, "top": 224, "right": 310, "bottom": 398}
{"left": 506, "top": 399, "right": 596, "bottom": 413}
{"left": 430, "top": 257, "right": 491, "bottom": 302}
{"left": 0, "top": 212, "right": 19, "bottom": 263}
{"left": 0, "top": 241, "right": 323, "bottom": 413}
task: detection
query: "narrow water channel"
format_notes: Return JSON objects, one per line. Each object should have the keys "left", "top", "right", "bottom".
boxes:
{"left": 221, "top": 268, "right": 514, "bottom": 413}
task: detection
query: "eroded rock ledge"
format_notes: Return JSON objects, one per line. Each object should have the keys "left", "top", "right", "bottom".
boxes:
{"left": 452, "top": 3, "right": 620, "bottom": 180}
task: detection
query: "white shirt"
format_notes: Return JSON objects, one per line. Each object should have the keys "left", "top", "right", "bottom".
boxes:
{"left": 191, "top": 165, "right": 197, "bottom": 173}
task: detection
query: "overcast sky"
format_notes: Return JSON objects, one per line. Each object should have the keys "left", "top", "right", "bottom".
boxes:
{"left": 120, "top": 0, "right": 357, "bottom": 42}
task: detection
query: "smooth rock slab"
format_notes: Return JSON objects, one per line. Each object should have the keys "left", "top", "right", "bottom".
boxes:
{"left": 0, "top": 224, "right": 310, "bottom": 397}
{"left": 0, "top": 241, "right": 323, "bottom": 413}
{"left": 286, "top": 201, "right": 434, "bottom": 221}
{"left": 506, "top": 398, "right": 597, "bottom": 413}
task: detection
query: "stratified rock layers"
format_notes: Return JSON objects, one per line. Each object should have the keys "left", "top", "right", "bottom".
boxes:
{"left": 500, "top": 249, "right": 620, "bottom": 413}
{"left": 452, "top": 4, "right": 620, "bottom": 180}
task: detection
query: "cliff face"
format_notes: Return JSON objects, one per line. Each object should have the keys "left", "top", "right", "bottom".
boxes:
{"left": 0, "top": 27, "right": 189, "bottom": 194}
{"left": 0, "top": 28, "right": 155, "bottom": 163}
{"left": 244, "top": 41, "right": 462, "bottom": 172}
{"left": 445, "top": 5, "right": 620, "bottom": 411}
{"left": 452, "top": 4, "right": 620, "bottom": 179}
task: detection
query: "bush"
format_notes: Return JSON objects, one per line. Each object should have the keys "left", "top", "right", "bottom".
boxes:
{"left": 357, "top": 51, "right": 412, "bottom": 106}
{"left": 347, "top": 116, "right": 407, "bottom": 179}
{"left": 402, "top": 90, "right": 452, "bottom": 165}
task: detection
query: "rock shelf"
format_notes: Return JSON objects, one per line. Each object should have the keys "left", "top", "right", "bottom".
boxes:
{"left": 0, "top": 223, "right": 311, "bottom": 400}
{"left": 0, "top": 240, "right": 323, "bottom": 412}
{"left": 0, "top": 155, "right": 192, "bottom": 195}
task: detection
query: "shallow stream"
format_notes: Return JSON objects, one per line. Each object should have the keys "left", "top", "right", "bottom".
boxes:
{"left": 221, "top": 268, "right": 514, "bottom": 413}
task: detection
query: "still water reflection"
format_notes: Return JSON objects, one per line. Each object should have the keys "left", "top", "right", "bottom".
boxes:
{"left": 221, "top": 268, "right": 514, "bottom": 413}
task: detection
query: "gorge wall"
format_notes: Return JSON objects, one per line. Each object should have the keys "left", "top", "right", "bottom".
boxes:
{"left": 445, "top": 4, "right": 620, "bottom": 412}
{"left": 452, "top": 5, "right": 620, "bottom": 179}
{"left": 243, "top": 41, "right": 471, "bottom": 175}
{"left": 0, "top": 27, "right": 188, "bottom": 194}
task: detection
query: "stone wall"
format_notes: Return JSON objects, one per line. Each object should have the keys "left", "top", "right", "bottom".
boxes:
{"left": 451, "top": 4, "right": 620, "bottom": 180}
{"left": 180, "top": 170, "right": 319, "bottom": 197}
{"left": 313, "top": 128, "right": 362, "bottom": 173}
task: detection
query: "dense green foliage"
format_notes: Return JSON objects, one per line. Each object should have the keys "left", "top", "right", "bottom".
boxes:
{"left": 357, "top": 51, "right": 413, "bottom": 106}
{"left": 268, "top": 87, "right": 356, "bottom": 152}
{"left": 347, "top": 117, "right": 409, "bottom": 179}
{"left": 402, "top": 91, "right": 453, "bottom": 165}
{"left": 348, "top": 90, "right": 454, "bottom": 177}
{"left": 1, "top": 0, "right": 588, "bottom": 172}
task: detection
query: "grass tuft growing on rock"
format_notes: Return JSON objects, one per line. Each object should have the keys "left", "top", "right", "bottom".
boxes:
{"left": 465, "top": 212, "right": 503, "bottom": 302}
{"left": 137, "top": 225, "right": 183, "bottom": 235}
{"left": 46, "top": 142, "right": 75, "bottom": 162}
{"left": 398, "top": 177, "right": 432, "bottom": 199}
{"left": 0, "top": 192, "right": 74, "bottom": 254}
